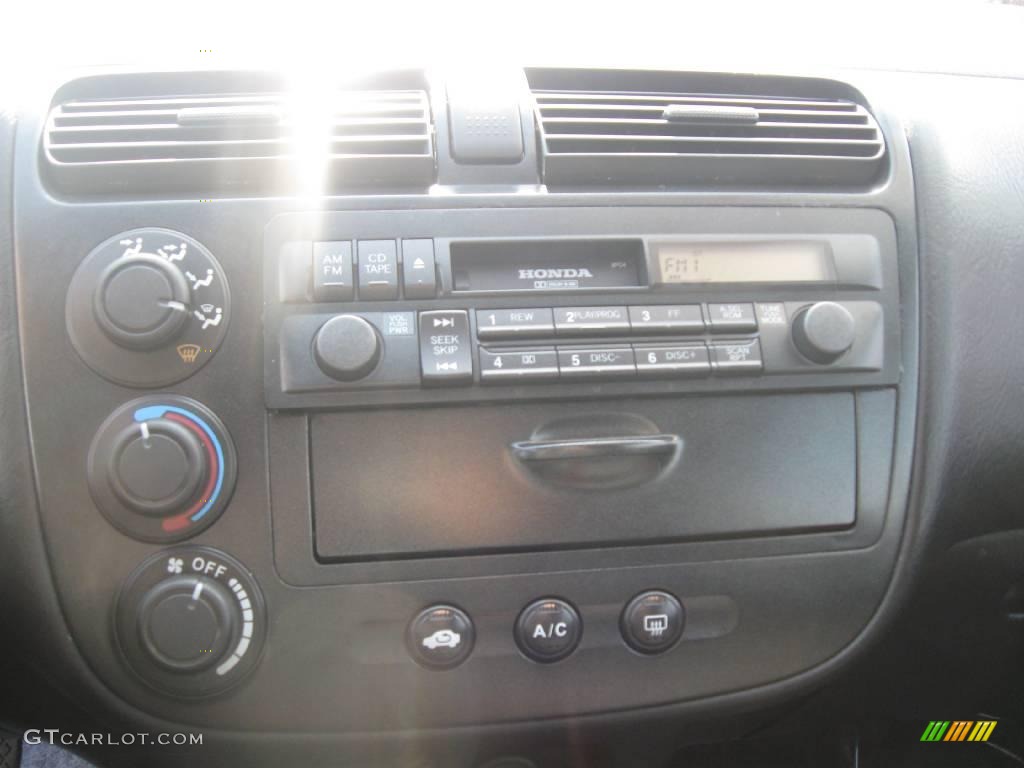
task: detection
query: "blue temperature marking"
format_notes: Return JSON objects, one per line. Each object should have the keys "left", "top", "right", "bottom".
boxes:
{"left": 133, "top": 405, "right": 224, "bottom": 522}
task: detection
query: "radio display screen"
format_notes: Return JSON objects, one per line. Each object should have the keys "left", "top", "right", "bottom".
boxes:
{"left": 653, "top": 241, "right": 835, "bottom": 284}
{"left": 451, "top": 240, "right": 645, "bottom": 292}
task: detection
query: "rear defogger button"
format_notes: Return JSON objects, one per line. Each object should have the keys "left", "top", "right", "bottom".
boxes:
{"left": 419, "top": 310, "right": 473, "bottom": 385}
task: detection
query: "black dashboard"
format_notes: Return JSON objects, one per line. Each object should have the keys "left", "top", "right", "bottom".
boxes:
{"left": 0, "top": 63, "right": 1022, "bottom": 768}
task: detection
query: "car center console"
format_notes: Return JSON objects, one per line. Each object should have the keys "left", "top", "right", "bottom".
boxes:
{"left": 8, "top": 67, "right": 919, "bottom": 747}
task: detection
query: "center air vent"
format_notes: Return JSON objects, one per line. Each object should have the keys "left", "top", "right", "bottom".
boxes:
{"left": 532, "top": 83, "right": 885, "bottom": 189}
{"left": 43, "top": 89, "right": 435, "bottom": 196}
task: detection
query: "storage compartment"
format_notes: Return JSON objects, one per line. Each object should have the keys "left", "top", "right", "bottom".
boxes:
{"left": 311, "top": 392, "right": 856, "bottom": 561}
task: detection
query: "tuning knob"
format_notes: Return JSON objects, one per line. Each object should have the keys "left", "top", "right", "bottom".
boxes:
{"left": 94, "top": 253, "right": 191, "bottom": 350}
{"left": 314, "top": 314, "right": 382, "bottom": 381}
{"left": 88, "top": 396, "right": 236, "bottom": 543}
{"left": 791, "top": 301, "right": 857, "bottom": 364}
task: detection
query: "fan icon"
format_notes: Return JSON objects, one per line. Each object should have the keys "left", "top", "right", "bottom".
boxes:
{"left": 166, "top": 557, "right": 184, "bottom": 574}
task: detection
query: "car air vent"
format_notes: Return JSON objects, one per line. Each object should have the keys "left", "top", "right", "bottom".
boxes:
{"left": 43, "top": 90, "right": 436, "bottom": 196}
{"left": 532, "top": 85, "right": 885, "bottom": 189}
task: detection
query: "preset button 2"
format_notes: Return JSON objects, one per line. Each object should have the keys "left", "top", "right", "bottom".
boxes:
{"left": 554, "top": 306, "right": 630, "bottom": 335}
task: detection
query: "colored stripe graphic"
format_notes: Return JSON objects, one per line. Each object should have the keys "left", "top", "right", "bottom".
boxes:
{"left": 921, "top": 721, "right": 950, "bottom": 741}
{"left": 921, "top": 720, "right": 996, "bottom": 742}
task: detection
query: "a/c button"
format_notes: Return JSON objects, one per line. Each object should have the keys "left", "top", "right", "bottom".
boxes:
{"left": 515, "top": 598, "right": 581, "bottom": 663}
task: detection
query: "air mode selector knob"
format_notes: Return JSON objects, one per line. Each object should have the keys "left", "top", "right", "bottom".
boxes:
{"left": 137, "top": 574, "right": 237, "bottom": 673}
{"left": 313, "top": 314, "right": 382, "bottom": 381}
{"left": 94, "top": 254, "right": 191, "bottom": 350}
{"left": 66, "top": 228, "right": 231, "bottom": 387}
{"left": 791, "top": 301, "right": 857, "bottom": 364}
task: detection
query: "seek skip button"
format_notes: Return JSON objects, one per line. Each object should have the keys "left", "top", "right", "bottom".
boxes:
{"left": 419, "top": 310, "right": 473, "bottom": 385}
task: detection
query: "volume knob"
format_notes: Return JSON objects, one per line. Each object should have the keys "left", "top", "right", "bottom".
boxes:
{"left": 313, "top": 314, "right": 382, "bottom": 381}
{"left": 791, "top": 301, "right": 856, "bottom": 364}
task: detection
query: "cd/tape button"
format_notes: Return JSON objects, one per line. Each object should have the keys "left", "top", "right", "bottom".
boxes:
{"left": 557, "top": 347, "right": 636, "bottom": 378}
{"left": 479, "top": 348, "right": 558, "bottom": 383}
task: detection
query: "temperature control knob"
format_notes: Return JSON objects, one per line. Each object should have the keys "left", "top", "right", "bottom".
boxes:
{"left": 313, "top": 314, "right": 382, "bottom": 381}
{"left": 116, "top": 546, "right": 265, "bottom": 698}
{"left": 88, "top": 396, "right": 236, "bottom": 543}
{"left": 109, "top": 417, "right": 207, "bottom": 516}
{"left": 791, "top": 301, "right": 856, "bottom": 364}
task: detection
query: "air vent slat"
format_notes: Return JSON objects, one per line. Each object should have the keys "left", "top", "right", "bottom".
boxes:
{"left": 535, "top": 92, "right": 860, "bottom": 111}
{"left": 44, "top": 88, "right": 436, "bottom": 196}
{"left": 541, "top": 118, "right": 878, "bottom": 141}
{"left": 532, "top": 83, "right": 886, "bottom": 189}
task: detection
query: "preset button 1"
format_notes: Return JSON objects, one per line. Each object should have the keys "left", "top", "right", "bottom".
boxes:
{"left": 476, "top": 308, "right": 555, "bottom": 340}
